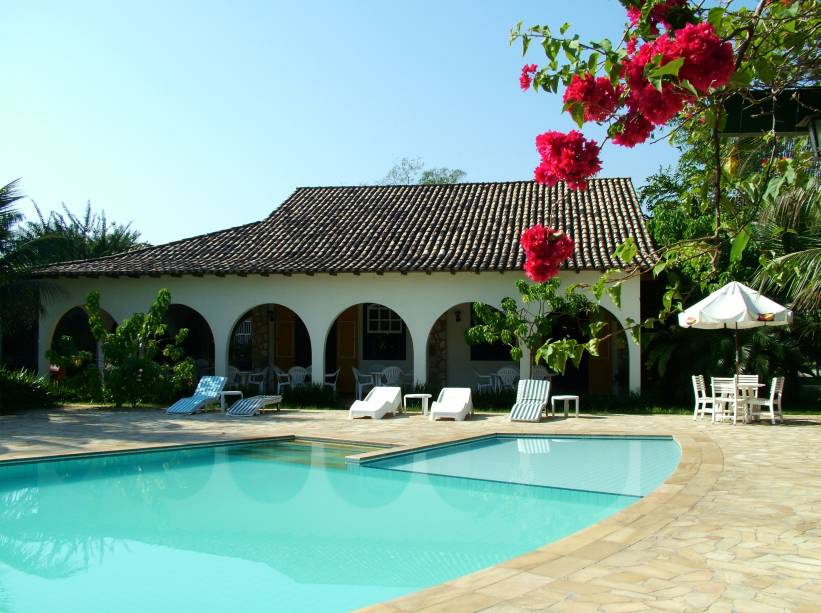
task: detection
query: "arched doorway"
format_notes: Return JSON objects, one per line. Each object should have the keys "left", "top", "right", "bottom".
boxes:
{"left": 548, "top": 308, "right": 629, "bottom": 397}
{"left": 228, "top": 304, "right": 311, "bottom": 391}
{"left": 325, "top": 303, "right": 414, "bottom": 396}
{"left": 428, "top": 303, "right": 518, "bottom": 390}
{"left": 165, "top": 304, "right": 215, "bottom": 379}
{"left": 50, "top": 306, "right": 116, "bottom": 373}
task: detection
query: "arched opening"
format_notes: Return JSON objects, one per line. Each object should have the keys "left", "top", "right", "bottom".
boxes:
{"left": 49, "top": 306, "right": 116, "bottom": 376}
{"left": 549, "top": 308, "right": 629, "bottom": 397}
{"left": 428, "top": 302, "right": 518, "bottom": 390}
{"left": 325, "top": 303, "right": 414, "bottom": 397}
{"left": 166, "top": 304, "right": 215, "bottom": 380}
{"left": 228, "top": 304, "right": 311, "bottom": 393}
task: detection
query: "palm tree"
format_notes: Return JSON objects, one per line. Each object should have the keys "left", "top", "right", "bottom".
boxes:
{"left": 0, "top": 179, "right": 46, "bottom": 335}
{"left": 755, "top": 185, "right": 820, "bottom": 311}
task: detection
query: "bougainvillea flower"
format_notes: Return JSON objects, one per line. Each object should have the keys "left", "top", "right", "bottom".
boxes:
{"left": 675, "top": 22, "right": 735, "bottom": 93}
{"left": 534, "top": 130, "right": 602, "bottom": 190}
{"left": 612, "top": 110, "right": 654, "bottom": 147}
{"left": 563, "top": 73, "right": 622, "bottom": 122}
{"left": 520, "top": 64, "right": 538, "bottom": 91}
{"left": 520, "top": 225, "right": 575, "bottom": 283}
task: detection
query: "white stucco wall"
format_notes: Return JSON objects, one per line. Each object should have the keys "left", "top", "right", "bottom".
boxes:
{"left": 38, "top": 271, "right": 642, "bottom": 393}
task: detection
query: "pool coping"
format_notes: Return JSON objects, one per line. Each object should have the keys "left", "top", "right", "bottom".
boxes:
{"left": 0, "top": 422, "right": 720, "bottom": 613}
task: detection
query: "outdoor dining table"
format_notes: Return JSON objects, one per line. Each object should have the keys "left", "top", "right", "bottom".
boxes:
{"left": 737, "top": 382, "right": 765, "bottom": 423}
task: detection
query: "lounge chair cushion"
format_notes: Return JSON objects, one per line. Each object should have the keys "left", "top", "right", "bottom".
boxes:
{"left": 510, "top": 400, "right": 546, "bottom": 422}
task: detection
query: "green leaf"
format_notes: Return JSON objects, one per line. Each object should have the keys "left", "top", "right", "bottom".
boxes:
{"left": 647, "top": 56, "right": 684, "bottom": 79}
{"left": 613, "top": 237, "right": 637, "bottom": 263}
{"left": 730, "top": 228, "right": 750, "bottom": 263}
{"left": 522, "top": 35, "right": 530, "bottom": 57}
{"left": 569, "top": 102, "right": 585, "bottom": 128}
{"left": 560, "top": 22, "right": 571, "bottom": 35}
{"left": 605, "top": 281, "right": 622, "bottom": 309}
{"left": 707, "top": 7, "right": 725, "bottom": 29}
{"left": 652, "top": 259, "right": 667, "bottom": 278}
{"left": 679, "top": 79, "right": 699, "bottom": 97}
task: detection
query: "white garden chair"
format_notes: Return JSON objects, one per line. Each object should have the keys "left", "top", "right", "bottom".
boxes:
{"left": 531, "top": 364, "right": 550, "bottom": 380}
{"left": 289, "top": 366, "right": 309, "bottom": 388}
{"left": 495, "top": 367, "right": 519, "bottom": 391}
{"left": 474, "top": 371, "right": 495, "bottom": 393}
{"left": 747, "top": 377, "right": 785, "bottom": 424}
{"left": 323, "top": 368, "right": 340, "bottom": 392}
{"left": 273, "top": 366, "right": 291, "bottom": 395}
{"left": 246, "top": 367, "right": 268, "bottom": 394}
{"left": 227, "top": 366, "right": 241, "bottom": 389}
{"left": 381, "top": 366, "right": 403, "bottom": 386}
{"left": 352, "top": 367, "right": 375, "bottom": 400}
{"left": 691, "top": 374, "right": 714, "bottom": 420}
{"left": 711, "top": 377, "right": 744, "bottom": 425}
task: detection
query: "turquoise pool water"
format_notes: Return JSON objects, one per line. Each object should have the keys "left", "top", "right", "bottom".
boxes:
{"left": 367, "top": 435, "right": 681, "bottom": 497}
{"left": 0, "top": 436, "right": 679, "bottom": 612}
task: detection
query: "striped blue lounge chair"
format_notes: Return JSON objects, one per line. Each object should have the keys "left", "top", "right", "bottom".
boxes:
{"left": 166, "top": 376, "right": 227, "bottom": 415}
{"left": 226, "top": 395, "right": 283, "bottom": 416}
{"left": 509, "top": 379, "right": 551, "bottom": 422}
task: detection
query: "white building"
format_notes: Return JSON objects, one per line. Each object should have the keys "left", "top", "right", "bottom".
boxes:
{"left": 38, "top": 180, "right": 653, "bottom": 396}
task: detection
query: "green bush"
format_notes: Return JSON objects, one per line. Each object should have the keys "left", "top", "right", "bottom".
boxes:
{"left": 281, "top": 384, "right": 340, "bottom": 408}
{"left": 0, "top": 367, "right": 56, "bottom": 412}
{"left": 472, "top": 388, "right": 516, "bottom": 411}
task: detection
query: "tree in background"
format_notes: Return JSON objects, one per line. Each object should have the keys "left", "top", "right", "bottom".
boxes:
{"left": 380, "top": 157, "right": 467, "bottom": 185}
{"left": 19, "top": 201, "right": 147, "bottom": 264}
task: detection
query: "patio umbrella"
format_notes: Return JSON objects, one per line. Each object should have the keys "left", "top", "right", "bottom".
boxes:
{"left": 678, "top": 281, "right": 793, "bottom": 375}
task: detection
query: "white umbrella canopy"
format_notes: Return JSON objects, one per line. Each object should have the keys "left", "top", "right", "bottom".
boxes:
{"left": 678, "top": 281, "right": 793, "bottom": 375}
{"left": 678, "top": 281, "right": 793, "bottom": 330}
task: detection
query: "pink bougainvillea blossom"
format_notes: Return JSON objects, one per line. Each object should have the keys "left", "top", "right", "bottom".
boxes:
{"left": 562, "top": 73, "right": 622, "bottom": 122}
{"left": 675, "top": 22, "right": 735, "bottom": 93}
{"left": 534, "top": 130, "right": 602, "bottom": 190}
{"left": 612, "top": 110, "right": 655, "bottom": 147}
{"left": 520, "top": 225, "right": 575, "bottom": 283}
{"left": 626, "top": 0, "right": 687, "bottom": 33}
{"left": 520, "top": 64, "right": 538, "bottom": 91}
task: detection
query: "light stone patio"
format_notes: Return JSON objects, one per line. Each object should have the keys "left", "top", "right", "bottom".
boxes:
{"left": 1, "top": 407, "right": 820, "bottom": 612}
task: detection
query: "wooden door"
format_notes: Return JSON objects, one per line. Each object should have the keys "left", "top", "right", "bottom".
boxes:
{"left": 275, "top": 306, "right": 295, "bottom": 370}
{"left": 335, "top": 306, "right": 358, "bottom": 394}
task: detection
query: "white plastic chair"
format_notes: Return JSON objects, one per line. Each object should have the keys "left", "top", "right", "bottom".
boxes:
{"left": 352, "top": 367, "right": 375, "bottom": 401}
{"left": 531, "top": 364, "right": 550, "bottom": 380}
{"left": 323, "top": 368, "right": 340, "bottom": 391}
{"left": 381, "top": 366, "right": 403, "bottom": 386}
{"left": 747, "top": 377, "right": 785, "bottom": 424}
{"left": 227, "top": 366, "right": 241, "bottom": 389}
{"left": 495, "top": 367, "right": 519, "bottom": 391}
{"left": 289, "top": 366, "right": 309, "bottom": 388}
{"left": 273, "top": 366, "right": 291, "bottom": 395}
{"left": 474, "top": 371, "right": 495, "bottom": 393}
{"left": 691, "top": 375, "right": 714, "bottom": 420}
{"left": 712, "top": 377, "right": 744, "bottom": 425}
{"left": 246, "top": 367, "right": 268, "bottom": 394}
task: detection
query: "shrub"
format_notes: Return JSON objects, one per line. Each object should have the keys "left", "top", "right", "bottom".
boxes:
{"left": 472, "top": 388, "right": 516, "bottom": 411}
{"left": 281, "top": 384, "right": 340, "bottom": 408}
{"left": 0, "top": 367, "right": 56, "bottom": 412}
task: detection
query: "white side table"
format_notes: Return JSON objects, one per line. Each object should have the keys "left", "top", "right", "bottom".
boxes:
{"left": 551, "top": 395, "right": 580, "bottom": 418}
{"left": 403, "top": 393, "right": 432, "bottom": 416}
{"left": 220, "top": 390, "right": 243, "bottom": 413}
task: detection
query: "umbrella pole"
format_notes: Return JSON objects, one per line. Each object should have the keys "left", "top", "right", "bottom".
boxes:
{"left": 735, "top": 327, "right": 740, "bottom": 376}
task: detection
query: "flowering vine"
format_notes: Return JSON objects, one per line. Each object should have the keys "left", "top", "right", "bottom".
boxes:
{"left": 518, "top": 0, "right": 736, "bottom": 189}
{"left": 521, "top": 225, "right": 576, "bottom": 282}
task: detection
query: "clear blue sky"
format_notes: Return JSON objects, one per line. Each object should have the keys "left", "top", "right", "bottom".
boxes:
{"left": 3, "top": 1, "right": 679, "bottom": 245}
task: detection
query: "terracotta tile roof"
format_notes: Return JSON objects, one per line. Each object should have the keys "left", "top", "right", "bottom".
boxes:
{"left": 37, "top": 179, "right": 654, "bottom": 277}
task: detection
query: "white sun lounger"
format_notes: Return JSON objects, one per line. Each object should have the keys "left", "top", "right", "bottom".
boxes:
{"left": 509, "top": 379, "right": 551, "bottom": 422}
{"left": 226, "top": 395, "right": 283, "bottom": 416}
{"left": 349, "top": 386, "right": 401, "bottom": 420}
{"left": 430, "top": 388, "right": 473, "bottom": 421}
{"left": 166, "top": 376, "right": 227, "bottom": 415}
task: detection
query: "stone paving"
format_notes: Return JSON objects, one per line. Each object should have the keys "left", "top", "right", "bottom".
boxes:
{"left": 1, "top": 407, "right": 820, "bottom": 612}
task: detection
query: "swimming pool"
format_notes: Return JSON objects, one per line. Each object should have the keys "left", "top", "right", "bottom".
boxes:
{"left": 0, "top": 436, "right": 679, "bottom": 612}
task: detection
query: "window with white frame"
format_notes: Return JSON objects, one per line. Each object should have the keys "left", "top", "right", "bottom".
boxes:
{"left": 233, "top": 319, "right": 252, "bottom": 345}
{"left": 366, "top": 304, "right": 403, "bottom": 334}
{"left": 363, "top": 304, "right": 406, "bottom": 360}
